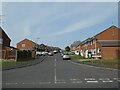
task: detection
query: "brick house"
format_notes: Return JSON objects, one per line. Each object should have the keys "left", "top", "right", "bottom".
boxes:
{"left": 0, "top": 28, "right": 36, "bottom": 60}
{"left": 17, "top": 38, "right": 37, "bottom": 50}
{"left": 78, "top": 25, "right": 120, "bottom": 59}
{"left": 17, "top": 39, "right": 37, "bottom": 58}
{"left": 0, "top": 27, "right": 11, "bottom": 50}
{"left": 0, "top": 27, "right": 12, "bottom": 59}
{"left": 0, "top": 27, "right": 20, "bottom": 60}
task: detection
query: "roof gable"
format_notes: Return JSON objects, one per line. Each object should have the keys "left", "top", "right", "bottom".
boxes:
{"left": 95, "top": 25, "right": 120, "bottom": 38}
{"left": 17, "top": 38, "right": 36, "bottom": 45}
{"left": 0, "top": 27, "right": 11, "bottom": 41}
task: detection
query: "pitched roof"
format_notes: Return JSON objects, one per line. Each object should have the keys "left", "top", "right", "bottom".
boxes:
{"left": 78, "top": 25, "right": 119, "bottom": 46}
{"left": 95, "top": 25, "right": 120, "bottom": 38}
{"left": 8, "top": 46, "right": 19, "bottom": 50}
{"left": 17, "top": 38, "right": 37, "bottom": 45}
{"left": 25, "top": 38, "right": 36, "bottom": 44}
{"left": 0, "top": 27, "right": 11, "bottom": 41}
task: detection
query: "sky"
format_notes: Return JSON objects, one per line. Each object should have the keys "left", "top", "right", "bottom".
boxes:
{"left": 1, "top": 1, "right": 118, "bottom": 49}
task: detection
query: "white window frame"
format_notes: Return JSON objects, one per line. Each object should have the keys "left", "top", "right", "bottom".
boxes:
{"left": 22, "top": 44, "right": 26, "bottom": 48}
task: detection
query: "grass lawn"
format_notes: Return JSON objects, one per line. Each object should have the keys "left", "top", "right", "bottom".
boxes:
{"left": 70, "top": 55, "right": 84, "bottom": 60}
{"left": 70, "top": 55, "right": 120, "bottom": 69}
{"left": 83, "top": 59, "right": 120, "bottom": 63}
{"left": 83, "top": 59, "right": 120, "bottom": 69}
{"left": 1, "top": 58, "right": 37, "bottom": 68}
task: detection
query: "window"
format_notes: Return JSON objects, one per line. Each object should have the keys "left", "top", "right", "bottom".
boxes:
{"left": 98, "top": 48, "right": 101, "bottom": 53}
{"left": 93, "top": 49, "right": 96, "bottom": 54}
{"left": 22, "top": 44, "right": 25, "bottom": 47}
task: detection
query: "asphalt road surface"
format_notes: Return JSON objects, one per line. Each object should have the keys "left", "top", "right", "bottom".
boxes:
{"left": 2, "top": 53, "right": 119, "bottom": 88}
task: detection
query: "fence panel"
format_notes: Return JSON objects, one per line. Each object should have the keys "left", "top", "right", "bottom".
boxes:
{"left": 0, "top": 50, "right": 6, "bottom": 60}
{"left": 6, "top": 50, "right": 16, "bottom": 60}
{"left": 0, "top": 50, "right": 36, "bottom": 61}
{"left": 17, "top": 50, "right": 34, "bottom": 61}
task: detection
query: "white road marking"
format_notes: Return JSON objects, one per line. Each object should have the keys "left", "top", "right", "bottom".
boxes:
{"left": 54, "top": 59, "right": 56, "bottom": 67}
{"left": 39, "top": 82, "right": 51, "bottom": 84}
{"left": 85, "top": 78, "right": 96, "bottom": 80}
{"left": 113, "top": 78, "right": 120, "bottom": 82}
{"left": 113, "top": 78, "right": 118, "bottom": 80}
{"left": 87, "top": 81, "right": 99, "bottom": 83}
{"left": 54, "top": 59, "right": 57, "bottom": 84}
{"left": 98, "top": 78, "right": 114, "bottom": 83}
{"left": 4, "top": 82, "right": 51, "bottom": 85}
{"left": 72, "top": 81, "right": 82, "bottom": 83}
{"left": 3, "top": 77, "right": 116, "bottom": 85}
{"left": 70, "top": 79, "right": 77, "bottom": 81}
{"left": 102, "top": 80, "right": 113, "bottom": 83}
{"left": 113, "top": 78, "right": 120, "bottom": 80}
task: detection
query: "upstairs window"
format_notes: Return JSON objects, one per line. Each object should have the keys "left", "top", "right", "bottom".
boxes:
{"left": 22, "top": 44, "right": 25, "bottom": 48}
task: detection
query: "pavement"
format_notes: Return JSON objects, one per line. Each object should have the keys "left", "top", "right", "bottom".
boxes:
{"left": 2, "top": 53, "right": 120, "bottom": 88}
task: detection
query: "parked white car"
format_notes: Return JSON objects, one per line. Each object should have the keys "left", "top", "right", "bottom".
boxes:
{"left": 42, "top": 51, "right": 48, "bottom": 56}
{"left": 48, "top": 52, "right": 54, "bottom": 56}
{"left": 36, "top": 51, "right": 42, "bottom": 56}
{"left": 63, "top": 53, "right": 71, "bottom": 60}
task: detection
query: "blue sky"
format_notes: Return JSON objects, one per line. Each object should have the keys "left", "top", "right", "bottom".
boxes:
{"left": 2, "top": 2, "right": 118, "bottom": 49}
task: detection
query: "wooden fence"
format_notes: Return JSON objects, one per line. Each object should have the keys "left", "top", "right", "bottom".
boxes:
{"left": 0, "top": 50, "right": 36, "bottom": 61}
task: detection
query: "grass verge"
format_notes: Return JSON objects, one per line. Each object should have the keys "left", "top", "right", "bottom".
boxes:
{"left": 70, "top": 55, "right": 84, "bottom": 60}
{"left": 1, "top": 58, "right": 37, "bottom": 68}
{"left": 70, "top": 55, "right": 120, "bottom": 69}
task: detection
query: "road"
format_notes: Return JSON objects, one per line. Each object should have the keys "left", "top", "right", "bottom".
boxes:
{"left": 2, "top": 53, "right": 119, "bottom": 88}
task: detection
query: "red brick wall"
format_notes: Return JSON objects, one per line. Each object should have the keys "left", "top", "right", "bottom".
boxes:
{"left": 101, "top": 46, "right": 120, "bottom": 59}
{"left": 2, "top": 33, "right": 11, "bottom": 48}
{"left": 96, "top": 26, "right": 120, "bottom": 40}
{"left": 17, "top": 39, "right": 35, "bottom": 50}
{"left": 0, "top": 28, "right": 11, "bottom": 50}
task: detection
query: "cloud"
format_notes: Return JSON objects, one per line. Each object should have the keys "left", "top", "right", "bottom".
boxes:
{"left": 2, "top": 2, "right": 118, "bottom": 48}
{"left": 44, "top": 8, "right": 114, "bottom": 39}
{"left": 34, "top": 2, "right": 117, "bottom": 40}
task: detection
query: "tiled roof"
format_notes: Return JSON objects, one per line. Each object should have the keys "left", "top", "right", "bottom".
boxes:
{"left": 79, "top": 25, "right": 120, "bottom": 46}
{"left": 17, "top": 38, "right": 37, "bottom": 45}
{"left": 95, "top": 25, "right": 120, "bottom": 37}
